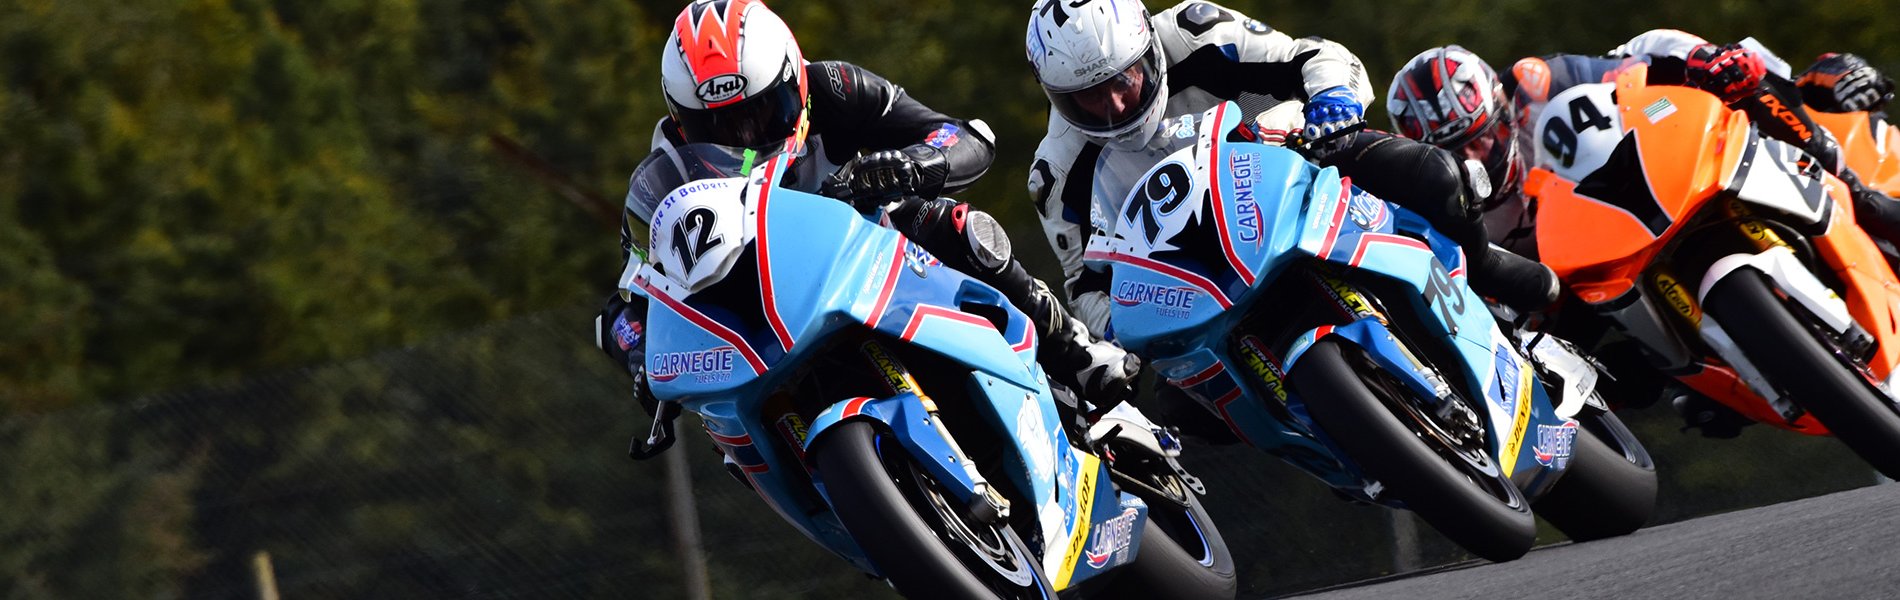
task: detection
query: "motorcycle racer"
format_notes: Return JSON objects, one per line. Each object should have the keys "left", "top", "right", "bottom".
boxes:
{"left": 597, "top": 0, "right": 1140, "bottom": 421}
{"left": 1025, "top": 0, "right": 1561, "bottom": 344}
{"left": 1390, "top": 31, "right": 1900, "bottom": 256}
{"left": 1387, "top": 33, "right": 1900, "bottom": 437}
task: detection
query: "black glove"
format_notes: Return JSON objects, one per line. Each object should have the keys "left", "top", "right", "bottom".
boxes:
{"left": 822, "top": 144, "right": 950, "bottom": 211}
{"left": 1798, "top": 53, "right": 1895, "bottom": 114}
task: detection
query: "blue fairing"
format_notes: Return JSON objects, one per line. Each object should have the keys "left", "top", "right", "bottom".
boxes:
{"left": 637, "top": 153, "right": 1150, "bottom": 590}
{"left": 1095, "top": 102, "right": 1573, "bottom": 502}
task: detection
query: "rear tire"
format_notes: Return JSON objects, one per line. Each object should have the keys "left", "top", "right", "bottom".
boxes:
{"left": 815, "top": 422, "right": 1053, "bottom": 600}
{"left": 1292, "top": 339, "right": 1537, "bottom": 562}
{"left": 1531, "top": 411, "right": 1658, "bottom": 541}
{"left": 1703, "top": 269, "right": 1900, "bottom": 479}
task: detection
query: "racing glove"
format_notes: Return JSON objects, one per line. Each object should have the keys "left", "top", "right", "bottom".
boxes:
{"left": 1686, "top": 43, "right": 1768, "bottom": 104}
{"left": 1303, "top": 86, "right": 1365, "bottom": 139}
{"left": 823, "top": 144, "right": 951, "bottom": 211}
{"left": 1798, "top": 53, "right": 1895, "bottom": 113}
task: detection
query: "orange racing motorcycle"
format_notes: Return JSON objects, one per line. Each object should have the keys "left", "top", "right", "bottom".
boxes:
{"left": 1525, "top": 65, "right": 1900, "bottom": 479}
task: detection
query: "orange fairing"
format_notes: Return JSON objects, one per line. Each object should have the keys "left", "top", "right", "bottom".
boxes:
{"left": 1529, "top": 70, "right": 1752, "bottom": 302}
{"left": 1812, "top": 111, "right": 1900, "bottom": 196}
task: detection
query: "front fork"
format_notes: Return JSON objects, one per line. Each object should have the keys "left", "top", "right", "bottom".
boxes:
{"left": 860, "top": 340, "right": 1014, "bottom": 523}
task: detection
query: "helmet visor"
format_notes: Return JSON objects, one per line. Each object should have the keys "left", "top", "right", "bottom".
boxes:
{"left": 672, "top": 61, "right": 804, "bottom": 148}
{"left": 1048, "top": 49, "right": 1162, "bottom": 134}
{"left": 1452, "top": 112, "right": 1527, "bottom": 204}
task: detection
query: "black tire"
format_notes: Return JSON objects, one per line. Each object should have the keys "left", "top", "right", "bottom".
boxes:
{"left": 1292, "top": 339, "right": 1537, "bottom": 562}
{"left": 814, "top": 422, "right": 1054, "bottom": 600}
{"left": 1531, "top": 410, "right": 1658, "bottom": 541}
{"left": 1100, "top": 451, "right": 1236, "bottom": 600}
{"left": 1703, "top": 269, "right": 1900, "bottom": 479}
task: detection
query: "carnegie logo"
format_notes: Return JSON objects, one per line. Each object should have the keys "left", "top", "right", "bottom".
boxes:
{"left": 1533, "top": 420, "right": 1579, "bottom": 469}
{"left": 1230, "top": 151, "right": 1264, "bottom": 245}
{"left": 649, "top": 346, "right": 737, "bottom": 383}
{"left": 696, "top": 73, "right": 749, "bottom": 104}
{"left": 1084, "top": 507, "right": 1140, "bottom": 568}
{"left": 1112, "top": 281, "right": 1199, "bottom": 318}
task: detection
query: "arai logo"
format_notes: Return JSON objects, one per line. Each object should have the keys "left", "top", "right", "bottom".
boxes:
{"left": 696, "top": 74, "right": 748, "bottom": 104}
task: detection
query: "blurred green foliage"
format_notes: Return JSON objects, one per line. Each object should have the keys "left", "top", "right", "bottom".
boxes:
{"left": 2, "top": 0, "right": 1896, "bottom": 597}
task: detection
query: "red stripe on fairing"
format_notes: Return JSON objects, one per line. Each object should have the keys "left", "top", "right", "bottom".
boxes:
{"left": 841, "top": 396, "right": 873, "bottom": 418}
{"left": 1449, "top": 247, "right": 1468, "bottom": 280}
{"left": 1315, "top": 178, "right": 1354, "bottom": 259}
{"left": 1170, "top": 362, "right": 1225, "bottom": 388}
{"left": 1212, "top": 387, "right": 1250, "bottom": 443}
{"left": 1010, "top": 323, "right": 1036, "bottom": 354}
{"left": 865, "top": 239, "right": 908, "bottom": 330}
{"left": 1314, "top": 325, "right": 1336, "bottom": 339}
{"left": 740, "top": 464, "right": 772, "bottom": 473}
{"left": 1346, "top": 232, "right": 1434, "bottom": 267}
{"left": 706, "top": 428, "right": 752, "bottom": 446}
{"left": 1083, "top": 250, "right": 1234, "bottom": 309}
{"left": 900, "top": 305, "right": 998, "bottom": 341}
{"left": 756, "top": 160, "right": 795, "bottom": 352}
{"left": 1205, "top": 103, "right": 1259, "bottom": 286}
{"left": 637, "top": 277, "right": 769, "bottom": 375}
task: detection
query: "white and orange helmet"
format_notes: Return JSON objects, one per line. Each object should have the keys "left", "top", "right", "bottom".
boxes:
{"left": 661, "top": 0, "right": 810, "bottom": 153}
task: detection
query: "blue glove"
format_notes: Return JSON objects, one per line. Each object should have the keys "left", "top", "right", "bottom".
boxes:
{"left": 1303, "top": 86, "right": 1365, "bottom": 139}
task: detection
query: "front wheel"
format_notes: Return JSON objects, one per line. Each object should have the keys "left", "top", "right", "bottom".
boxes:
{"left": 1702, "top": 269, "right": 1900, "bottom": 479}
{"left": 1292, "top": 339, "right": 1537, "bottom": 562}
{"left": 1531, "top": 410, "right": 1658, "bottom": 541}
{"left": 815, "top": 421, "right": 1054, "bottom": 600}
{"left": 1100, "top": 444, "right": 1236, "bottom": 599}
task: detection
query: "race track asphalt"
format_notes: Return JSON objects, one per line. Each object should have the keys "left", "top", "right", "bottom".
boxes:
{"left": 1282, "top": 482, "right": 1900, "bottom": 600}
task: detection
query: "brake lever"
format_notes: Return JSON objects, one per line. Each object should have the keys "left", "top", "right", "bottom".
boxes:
{"left": 628, "top": 399, "right": 682, "bottom": 460}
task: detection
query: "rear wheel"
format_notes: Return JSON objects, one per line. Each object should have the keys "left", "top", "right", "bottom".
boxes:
{"left": 1292, "top": 339, "right": 1536, "bottom": 562}
{"left": 1702, "top": 269, "right": 1900, "bottom": 479}
{"left": 815, "top": 422, "right": 1053, "bottom": 600}
{"left": 1100, "top": 443, "right": 1236, "bottom": 599}
{"left": 1531, "top": 410, "right": 1658, "bottom": 541}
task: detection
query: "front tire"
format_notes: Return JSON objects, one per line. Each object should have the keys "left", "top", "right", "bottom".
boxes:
{"left": 1101, "top": 446, "right": 1236, "bottom": 599}
{"left": 1531, "top": 410, "right": 1658, "bottom": 541}
{"left": 1703, "top": 269, "right": 1900, "bottom": 479}
{"left": 815, "top": 422, "right": 1053, "bottom": 600}
{"left": 1292, "top": 338, "right": 1537, "bottom": 562}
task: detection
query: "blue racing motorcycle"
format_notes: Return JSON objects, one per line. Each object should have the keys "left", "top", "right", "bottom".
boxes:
{"left": 619, "top": 144, "right": 1235, "bottom": 598}
{"left": 1084, "top": 103, "right": 1656, "bottom": 561}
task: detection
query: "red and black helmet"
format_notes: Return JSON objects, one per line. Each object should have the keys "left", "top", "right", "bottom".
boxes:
{"left": 1388, "top": 45, "right": 1526, "bottom": 202}
{"left": 661, "top": 0, "right": 810, "bottom": 153}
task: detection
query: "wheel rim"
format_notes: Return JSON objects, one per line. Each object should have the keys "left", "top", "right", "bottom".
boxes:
{"left": 1110, "top": 443, "right": 1213, "bottom": 566}
{"left": 1353, "top": 352, "right": 1523, "bottom": 509}
{"left": 876, "top": 434, "right": 1038, "bottom": 591}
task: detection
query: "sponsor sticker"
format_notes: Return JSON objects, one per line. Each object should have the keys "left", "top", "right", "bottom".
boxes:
{"left": 1112, "top": 280, "right": 1200, "bottom": 318}
{"left": 1230, "top": 151, "right": 1263, "bottom": 245}
{"left": 860, "top": 342, "right": 917, "bottom": 395}
{"left": 612, "top": 316, "right": 643, "bottom": 351}
{"left": 1652, "top": 271, "right": 1701, "bottom": 322}
{"left": 1237, "top": 336, "right": 1289, "bottom": 402}
{"left": 696, "top": 73, "right": 748, "bottom": 104}
{"left": 1017, "top": 400, "right": 1056, "bottom": 480}
{"left": 924, "top": 123, "right": 961, "bottom": 148}
{"left": 1084, "top": 507, "right": 1140, "bottom": 568}
{"left": 1533, "top": 420, "right": 1579, "bottom": 469}
{"left": 1346, "top": 189, "right": 1390, "bottom": 231}
{"left": 1644, "top": 97, "right": 1677, "bottom": 124}
{"left": 904, "top": 241, "right": 940, "bottom": 276}
{"left": 649, "top": 346, "right": 737, "bottom": 383}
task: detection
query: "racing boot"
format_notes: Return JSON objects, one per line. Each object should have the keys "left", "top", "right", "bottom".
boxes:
{"left": 1671, "top": 389, "right": 1753, "bottom": 439}
{"left": 895, "top": 198, "right": 1141, "bottom": 409}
